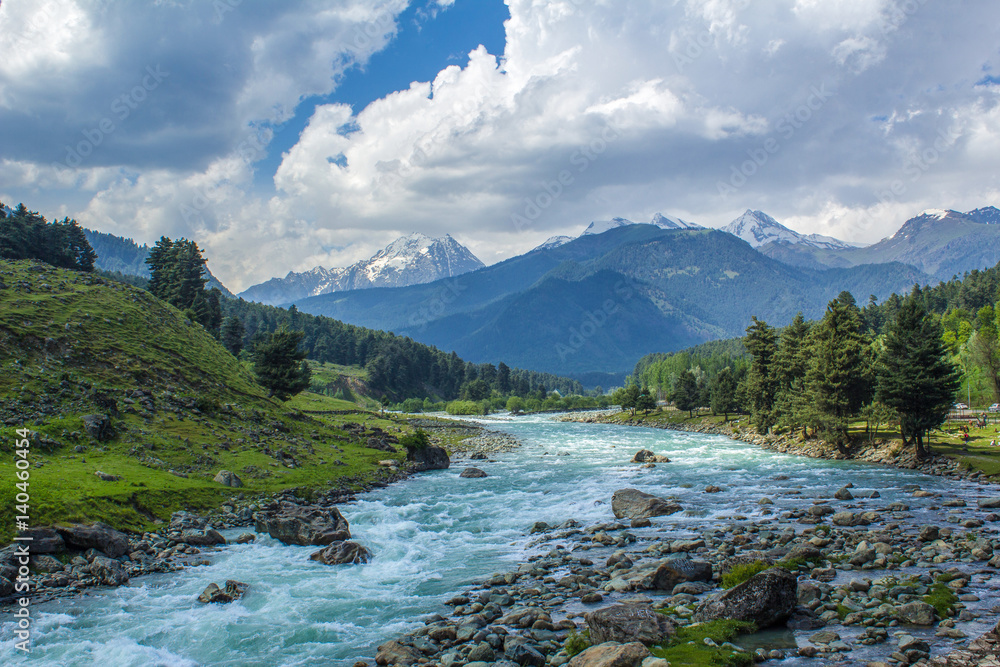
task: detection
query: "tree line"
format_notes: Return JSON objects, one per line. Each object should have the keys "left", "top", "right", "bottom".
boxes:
{"left": 0, "top": 202, "right": 96, "bottom": 271}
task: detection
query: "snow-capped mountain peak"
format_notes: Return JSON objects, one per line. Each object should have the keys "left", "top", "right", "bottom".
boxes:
{"left": 966, "top": 206, "right": 1000, "bottom": 225}
{"left": 722, "top": 209, "right": 855, "bottom": 250}
{"left": 239, "top": 233, "right": 484, "bottom": 306}
{"left": 532, "top": 235, "right": 573, "bottom": 252}
{"left": 581, "top": 212, "right": 702, "bottom": 236}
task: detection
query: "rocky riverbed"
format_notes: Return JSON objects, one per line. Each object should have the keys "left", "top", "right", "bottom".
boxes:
{"left": 366, "top": 468, "right": 1000, "bottom": 667}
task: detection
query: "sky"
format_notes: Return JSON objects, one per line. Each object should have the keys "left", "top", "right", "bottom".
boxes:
{"left": 1, "top": 0, "right": 999, "bottom": 292}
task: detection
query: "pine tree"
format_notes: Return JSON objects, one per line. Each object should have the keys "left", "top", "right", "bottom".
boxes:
{"left": 252, "top": 328, "right": 312, "bottom": 400}
{"left": 744, "top": 317, "right": 779, "bottom": 433}
{"left": 672, "top": 370, "right": 699, "bottom": 417}
{"left": 803, "top": 292, "right": 870, "bottom": 446}
{"left": 710, "top": 366, "right": 738, "bottom": 420}
{"left": 145, "top": 237, "right": 175, "bottom": 301}
{"left": 619, "top": 384, "right": 641, "bottom": 415}
{"left": 876, "top": 293, "right": 961, "bottom": 458}
{"left": 772, "top": 313, "right": 811, "bottom": 431}
{"left": 636, "top": 386, "right": 657, "bottom": 415}
{"left": 221, "top": 316, "right": 245, "bottom": 356}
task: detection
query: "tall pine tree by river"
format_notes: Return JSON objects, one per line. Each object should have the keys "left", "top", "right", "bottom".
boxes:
{"left": 876, "top": 291, "right": 961, "bottom": 458}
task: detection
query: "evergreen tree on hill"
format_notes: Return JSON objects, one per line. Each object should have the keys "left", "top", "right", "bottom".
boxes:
{"left": 744, "top": 317, "right": 779, "bottom": 433}
{"left": 672, "top": 369, "right": 699, "bottom": 417}
{"left": 710, "top": 366, "right": 739, "bottom": 420}
{"left": 221, "top": 316, "right": 246, "bottom": 356}
{"left": 252, "top": 327, "right": 312, "bottom": 400}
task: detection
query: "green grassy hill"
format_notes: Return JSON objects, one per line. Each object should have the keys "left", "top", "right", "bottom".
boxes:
{"left": 0, "top": 260, "right": 410, "bottom": 542}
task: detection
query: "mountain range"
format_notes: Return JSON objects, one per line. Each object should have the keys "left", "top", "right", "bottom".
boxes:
{"left": 290, "top": 224, "right": 930, "bottom": 375}
{"left": 238, "top": 233, "right": 484, "bottom": 306}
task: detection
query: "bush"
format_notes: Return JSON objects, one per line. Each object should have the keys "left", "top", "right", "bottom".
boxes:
{"left": 721, "top": 561, "right": 770, "bottom": 589}
{"left": 446, "top": 400, "right": 481, "bottom": 415}
{"left": 398, "top": 429, "right": 430, "bottom": 451}
{"left": 400, "top": 398, "right": 423, "bottom": 413}
{"left": 564, "top": 630, "right": 590, "bottom": 657}
{"left": 506, "top": 396, "right": 525, "bottom": 414}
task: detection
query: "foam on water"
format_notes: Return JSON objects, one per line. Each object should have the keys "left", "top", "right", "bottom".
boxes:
{"left": 0, "top": 414, "right": 982, "bottom": 665}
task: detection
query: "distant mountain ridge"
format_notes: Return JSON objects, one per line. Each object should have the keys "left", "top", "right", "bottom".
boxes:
{"left": 83, "top": 228, "right": 232, "bottom": 296}
{"left": 754, "top": 206, "right": 1000, "bottom": 279}
{"left": 238, "top": 233, "right": 484, "bottom": 306}
{"left": 722, "top": 209, "right": 859, "bottom": 250}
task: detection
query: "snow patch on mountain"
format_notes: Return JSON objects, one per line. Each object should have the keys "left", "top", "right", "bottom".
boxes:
{"left": 722, "top": 209, "right": 856, "bottom": 249}
{"left": 239, "top": 233, "right": 484, "bottom": 305}
{"left": 533, "top": 235, "right": 573, "bottom": 251}
{"left": 581, "top": 213, "right": 702, "bottom": 236}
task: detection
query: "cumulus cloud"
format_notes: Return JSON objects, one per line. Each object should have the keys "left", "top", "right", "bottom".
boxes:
{"left": 3, "top": 0, "right": 1000, "bottom": 291}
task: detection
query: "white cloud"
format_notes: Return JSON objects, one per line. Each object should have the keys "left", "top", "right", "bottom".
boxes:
{"left": 3, "top": 0, "right": 1000, "bottom": 292}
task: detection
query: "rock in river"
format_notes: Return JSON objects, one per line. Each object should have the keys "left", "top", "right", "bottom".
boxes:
{"left": 309, "top": 541, "right": 373, "bottom": 565}
{"left": 254, "top": 502, "right": 352, "bottom": 546}
{"left": 585, "top": 604, "right": 675, "bottom": 645}
{"left": 198, "top": 580, "right": 249, "bottom": 603}
{"left": 460, "top": 467, "right": 488, "bottom": 478}
{"left": 694, "top": 567, "right": 798, "bottom": 629}
{"left": 611, "top": 489, "right": 682, "bottom": 520}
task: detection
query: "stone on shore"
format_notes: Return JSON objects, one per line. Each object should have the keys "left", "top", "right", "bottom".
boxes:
{"left": 584, "top": 604, "right": 675, "bottom": 645}
{"left": 56, "top": 522, "right": 129, "bottom": 558}
{"left": 611, "top": 489, "right": 682, "bottom": 520}
{"left": 375, "top": 639, "right": 424, "bottom": 666}
{"left": 568, "top": 642, "right": 651, "bottom": 667}
{"left": 89, "top": 556, "right": 129, "bottom": 586}
{"left": 694, "top": 567, "right": 798, "bottom": 628}
{"left": 407, "top": 445, "right": 450, "bottom": 471}
{"left": 309, "top": 541, "right": 373, "bottom": 565}
{"left": 179, "top": 529, "right": 227, "bottom": 546}
{"left": 254, "top": 502, "right": 352, "bottom": 546}
{"left": 18, "top": 528, "right": 65, "bottom": 554}
{"left": 897, "top": 601, "right": 937, "bottom": 625}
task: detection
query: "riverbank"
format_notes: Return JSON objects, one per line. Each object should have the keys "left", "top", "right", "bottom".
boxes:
{"left": 560, "top": 410, "right": 997, "bottom": 486}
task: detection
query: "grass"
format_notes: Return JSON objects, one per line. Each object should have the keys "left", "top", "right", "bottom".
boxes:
{"left": 0, "top": 259, "right": 419, "bottom": 542}
{"left": 652, "top": 620, "right": 756, "bottom": 667}
{"left": 923, "top": 583, "right": 959, "bottom": 618}
{"left": 564, "top": 630, "right": 590, "bottom": 657}
{"left": 721, "top": 561, "right": 770, "bottom": 589}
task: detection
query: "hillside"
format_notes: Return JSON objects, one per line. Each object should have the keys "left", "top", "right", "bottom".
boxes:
{"left": 0, "top": 259, "right": 410, "bottom": 541}
{"left": 294, "top": 226, "right": 931, "bottom": 374}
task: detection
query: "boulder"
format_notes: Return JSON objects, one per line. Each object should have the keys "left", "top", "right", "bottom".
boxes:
{"left": 18, "top": 528, "right": 65, "bottom": 554}
{"left": 977, "top": 497, "right": 1000, "bottom": 509}
{"left": 234, "top": 533, "right": 256, "bottom": 544}
{"left": 651, "top": 558, "right": 713, "bottom": 590}
{"left": 213, "top": 470, "right": 243, "bottom": 487}
{"left": 89, "top": 556, "right": 129, "bottom": 586}
{"left": 56, "top": 523, "right": 129, "bottom": 558}
{"left": 694, "top": 567, "right": 798, "bottom": 629}
{"left": 897, "top": 601, "right": 937, "bottom": 625}
{"left": 94, "top": 471, "right": 122, "bottom": 482}
{"left": 918, "top": 525, "right": 939, "bottom": 541}
{"left": 460, "top": 467, "right": 488, "bottom": 478}
{"left": 407, "top": 445, "right": 450, "bottom": 472}
{"left": 81, "top": 414, "right": 114, "bottom": 441}
{"left": 611, "top": 489, "right": 682, "bottom": 520}
{"left": 198, "top": 580, "right": 250, "bottom": 604}
{"left": 309, "top": 541, "right": 373, "bottom": 565}
{"left": 585, "top": 604, "right": 675, "bottom": 645}
{"left": 568, "top": 642, "right": 651, "bottom": 667}
{"left": 375, "top": 640, "right": 423, "bottom": 666}
{"left": 30, "top": 555, "right": 64, "bottom": 573}
{"left": 254, "top": 502, "right": 351, "bottom": 546}
{"left": 631, "top": 451, "right": 670, "bottom": 464}
{"left": 834, "top": 486, "right": 854, "bottom": 500}
{"left": 179, "top": 529, "right": 227, "bottom": 546}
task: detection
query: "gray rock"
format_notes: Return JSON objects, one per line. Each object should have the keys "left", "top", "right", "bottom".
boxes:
{"left": 309, "top": 541, "right": 373, "bottom": 565}
{"left": 30, "top": 555, "right": 64, "bottom": 573}
{"left": 94, "top": 471, "right": 122, "bottom": 482}
{"left": 631, "top": 450, "right": 670, "bottom": 463}
{"left": 81, "top": 414, "right": 113, "bottom": 441}
{"left": 254, "top": 503, "right": 352, "bottom": 546}
{"left": 506, "top": 643, "right": 545, "bottom": 666}
{"left": 849, "top": 548, "right": 876, "bottom": 566}
{"left": 977, "top": 497, "right": 1000, "bottom": 509}
{"left": 694, "top": 567, "right": 798, "bottom": 629}
{"left": 611, "top": 489, "right": 682, "bottom": 520}
{"left": 0, "top": 576, "right": 13, "bottom": 598}
{"left": 568, "top": 642, "right": 651, "bottom": 667}
{"left": 834, "top": 487, "right": 853, "bottom": 500}
{"left": 918, "top": 525, "right": 939, "bottom": 541}
{"left": 897, "top": 601, "right": 937, "bottom": 625}
{"left": 56, "top": 523, "right": 129, "bottom": 558}
{"left": 460, "top": 467, "right": 488, "bottom": 478}
{"left": 407, "top": 446, "right": 450, "bottom": 471}
{"left": 585, "top": 604, "right": 675, "bottom": 646}
{"left": 179, "top": 529, "right": 227, "bottom": 546}
{"left": 18, "top": 528, "right": 65, "bottom": 554}
{"left": 375, "top": 640, "right": 423, "bottom": 666}
{"left": 468, "top": 642, "right": 496, "bottom": 662}
{"left": 213, "top": 470, "right": 243, "bottom": 487}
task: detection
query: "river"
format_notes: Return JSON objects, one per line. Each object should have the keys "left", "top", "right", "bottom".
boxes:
{"left": 1, "top": 413, "right": 994, "bottom": 666}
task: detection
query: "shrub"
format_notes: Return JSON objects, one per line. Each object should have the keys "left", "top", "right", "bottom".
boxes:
{"left": 564, "top": 630, "right": 590, "bottom": 657}
{"left": 400, "top": 398, "right": 423, "bottom": 413}
{"left": 398, "top": 429, "right": 430, "bottom": 451}
{"left": 446, "top": 400, "right": 481, "bottom": 415}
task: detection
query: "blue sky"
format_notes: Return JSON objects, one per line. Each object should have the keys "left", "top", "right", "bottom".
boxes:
{"left": 1, "top": 0, "right": 999, "bottom": 290}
